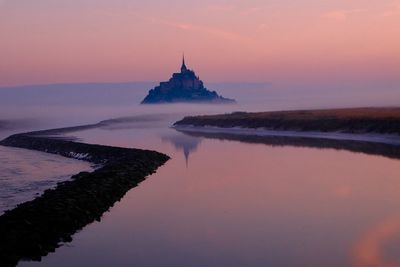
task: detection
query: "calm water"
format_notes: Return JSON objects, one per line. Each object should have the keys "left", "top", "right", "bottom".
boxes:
{"left": 17, "top": 115, "right": 400, "bottom": 267}
{"left": 1, "top": 84, "right": 400, "bottom": 266}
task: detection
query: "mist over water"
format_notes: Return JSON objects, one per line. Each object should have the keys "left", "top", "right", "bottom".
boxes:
{"left": 1, "top": 81, "right": 399, "bottom": 130}
{"left": 0, "top": 82, "right": 400, "bottom": 267}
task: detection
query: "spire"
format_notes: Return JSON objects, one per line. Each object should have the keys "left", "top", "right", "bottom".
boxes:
{"left": 181, "top": 53, "right": 187, "bottom": 73}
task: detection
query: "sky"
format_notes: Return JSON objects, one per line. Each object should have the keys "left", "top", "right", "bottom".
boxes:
{"left": 0, "top": 0, "right": 399, "bottom": 88}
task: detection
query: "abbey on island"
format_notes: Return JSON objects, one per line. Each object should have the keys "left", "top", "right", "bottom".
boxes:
{"left": 141, "top": 56, "right": 236, "bottom": 104}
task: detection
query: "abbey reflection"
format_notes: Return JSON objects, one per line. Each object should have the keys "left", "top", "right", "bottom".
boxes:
{"left": 161, "top": 133, "right": 202, "bottom": 168}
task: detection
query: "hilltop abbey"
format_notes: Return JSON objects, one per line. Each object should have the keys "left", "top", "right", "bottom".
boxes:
{"left": 141, "top": 56, "right": 235, "bottom": 104}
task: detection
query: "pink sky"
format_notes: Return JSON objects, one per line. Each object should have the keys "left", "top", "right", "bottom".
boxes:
{"left": 0, "top": 0, "right": 399, "bottom": 87}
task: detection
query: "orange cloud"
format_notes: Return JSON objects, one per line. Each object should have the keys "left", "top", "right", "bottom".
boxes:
{"left": 322, "top": 9, "right": 365, "bottom": 21}
{"left": 207, "top": 4, "right": 235, "bottom": 12}
{"left": 239, "top": 7, "right": 264, "bottom": 16}
{"left": 146, "top": 16, "right": 253, "bottom": 43}
{"left": 207, "top": 4, "right": 263, "bottom": 16}
{"left": 381, "top": 1, "right": 400, "bottom": 16}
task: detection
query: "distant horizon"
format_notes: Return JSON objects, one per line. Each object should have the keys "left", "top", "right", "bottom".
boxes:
{"left": 1, "top": 0, "right": 399, "bottom": 91}
{"left": 0, "top": 80, "right": 273, "bottom": 89}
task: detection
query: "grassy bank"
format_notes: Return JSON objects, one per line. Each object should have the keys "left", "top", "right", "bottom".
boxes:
{"left": 174, "top": 108, "right": 400, "bottom": 135}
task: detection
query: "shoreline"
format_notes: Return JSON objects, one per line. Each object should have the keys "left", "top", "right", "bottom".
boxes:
{"left": 173, "top": 125, "right": 400, "bottom": 146}
{"left": 175, "top": 127, "right": 400, "bottom": 160}
{"left": 0, "top": 131, "right": 169, "bottom": 266}
{"left": 173, "top": 108, "right": 400, "bottom": 146}
{"left": 174, "top": 107, "right": 400, "bottom": 135}
{"left": 173, "top": 108, "right": 400, "bottom": 160}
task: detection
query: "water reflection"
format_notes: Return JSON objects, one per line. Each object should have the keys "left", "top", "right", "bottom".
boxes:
{"left": 161, "top": 133, "right": 202, "bottom": 167}
{"left": 4, "top": 83, "right": 400, "bottom": 267}
{"left": 19, "top": 123, "right": 400, "bottom": 267}
{"left": 176, "top": 130, "right": 400, "bottom": 161}
{"left": 353, "top": 216, "right": 400, "bottom": 267}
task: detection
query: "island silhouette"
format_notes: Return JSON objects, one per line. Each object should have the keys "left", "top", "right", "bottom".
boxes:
{"left": 141, "top": 56, "right": 236, "bottom": 104}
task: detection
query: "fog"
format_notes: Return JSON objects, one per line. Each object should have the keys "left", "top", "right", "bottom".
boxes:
{"left": 0, "top": 81, "right": 398, "bottom": 136}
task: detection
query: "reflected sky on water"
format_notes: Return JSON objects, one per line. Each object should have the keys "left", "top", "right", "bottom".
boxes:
{"left": 1, "top": 85, "right": 399, "bottom": 266}
{"left": 19, "top": 116, "right": 400, "bottom": 267}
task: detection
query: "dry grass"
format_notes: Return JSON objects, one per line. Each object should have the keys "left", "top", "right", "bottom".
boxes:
{"left": 175, "top": 107, "right": 400, "bottom": 135}
{"left": 199, "top": 108, "right": 400, "bottom": 120}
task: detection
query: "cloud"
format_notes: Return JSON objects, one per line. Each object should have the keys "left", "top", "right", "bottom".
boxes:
{"left": 207, "top": 4, "right": 264, "bottom": 16}
{"left": 98, "top": 11, "right": 253, "bottom": 43}
{"left": 381, "top": 1, "right": 400, "bottom": 17}
{"left": 207, "top": 4, "right": 235, "bottom": 12}
{"left": 323, "top": 3, "right": 400, "bottom": 20}
{"left": 239, "top": 7, "right": 263, "bottom": 16}
{"left": 322, "top": 9, "right": 365, "bottom": 21}
{"left": 146, "top": 16, "right": 253, "bottom": 43}
{"left": 257, "top": 23, "right": 268, "bottom": 31}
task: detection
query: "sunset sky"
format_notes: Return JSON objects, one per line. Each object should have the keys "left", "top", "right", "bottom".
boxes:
{"left": 0, "top": 0, "right": 399, "bottom": 88}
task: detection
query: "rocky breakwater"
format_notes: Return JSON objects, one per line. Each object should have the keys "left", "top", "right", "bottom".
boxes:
{"left": 0, "top": 133, "right": 169, "bottom": 267}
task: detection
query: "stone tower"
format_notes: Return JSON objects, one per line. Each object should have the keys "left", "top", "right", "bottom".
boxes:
{"left": 181, "top": 54, "right": 187, "bottom": 73}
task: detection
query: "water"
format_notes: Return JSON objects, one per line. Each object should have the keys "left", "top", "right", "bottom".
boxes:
{"left": 17, "top": 115, "right": 400, "bottom": 267}
{"left": 0, "top": 146, "right": 92, "bottom": 214}
{"left": 1, "top": 83, "right": 400, "bottom": 266}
